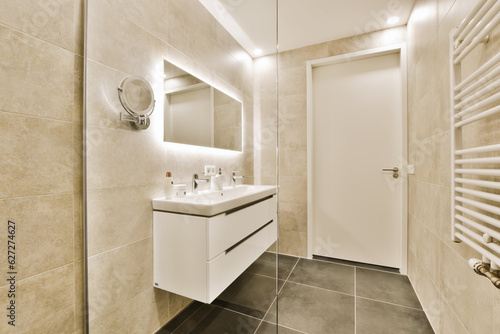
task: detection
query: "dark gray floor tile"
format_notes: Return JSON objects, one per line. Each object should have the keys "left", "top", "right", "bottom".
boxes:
{"left": 170, "top": 304, "right": 261, "bottom": 334}
{"left": 255, "top": 321, "right": 306, "bottom": 334}
{"left": 157, "top": 301, "right": 203, "bottom": 333}
{"left": 313, "top": 255, "right": 400, "bottom": 274}
{"left": 356, "top": 298, "right": 434, "bottom": 334}
{"left": 288, "top": 258, "right": 354, "bottom": 294}
{"left": 265, "top": 282, "right": 355, "bottom": 334}
{"left": 212, "top": 272, "right": 278, "bottom": 319}
{"left": 246, "top": 252, "right": 299, "bottom": 280}
{"left": 356, "top": 268, "right": 422, "bottom": 309}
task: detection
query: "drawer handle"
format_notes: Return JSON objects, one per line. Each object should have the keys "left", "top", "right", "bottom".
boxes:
{"left": 225, "top": 195, "right": 274, "bottom": 216}
{"left": 225, "top": 220, "right": 273, "bottom": 254}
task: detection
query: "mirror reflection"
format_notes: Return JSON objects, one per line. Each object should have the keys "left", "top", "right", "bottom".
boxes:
{"left": 164, "top": 60, "right": 243, "bottom": 151}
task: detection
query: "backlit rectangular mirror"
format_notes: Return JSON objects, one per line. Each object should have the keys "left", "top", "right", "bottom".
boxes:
{"left": 163, "top": 60, "right": 243, "bottom": 151}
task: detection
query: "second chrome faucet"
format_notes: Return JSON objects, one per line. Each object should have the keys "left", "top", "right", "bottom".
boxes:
{"left": 192, "top": 173, "right": 210, "bottom": 194}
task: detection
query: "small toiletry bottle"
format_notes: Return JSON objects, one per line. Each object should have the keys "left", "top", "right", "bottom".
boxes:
{"left": 211, "top": 168, "right": 224, "bottom": 191}
{"left": 173, "top": 184, "right": 187, "bottom": 198}
{"left": 164, "top": 172, "right": 174, "bottom": 199}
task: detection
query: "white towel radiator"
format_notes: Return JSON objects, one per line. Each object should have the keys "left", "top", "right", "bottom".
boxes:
{"left": 450, "top": 0, "right": 500, "bottom": 288}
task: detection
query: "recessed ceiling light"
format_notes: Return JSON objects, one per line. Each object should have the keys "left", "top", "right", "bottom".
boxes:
{"left": 387, "top": 16, "right": 399, "bottom": 25}
{"left": 254, "top": 48, "right": 263, "bottom": 56}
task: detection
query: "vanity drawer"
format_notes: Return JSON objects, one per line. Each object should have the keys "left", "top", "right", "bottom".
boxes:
{"left": 254, "top": 196, "right": 277, "bottom": 229}
{"left": 207, "top": 206, "right": 254, "bottom": 260}
{"left": 207, "top": 196, "right": 277, "bottom": 260}
{"left": 207, "top": 220, "right": 277, "bottom": 303}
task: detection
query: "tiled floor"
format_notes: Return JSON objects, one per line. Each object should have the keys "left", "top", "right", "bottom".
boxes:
{"left": 157, "top": 252, "right": 434, "bottom": 334}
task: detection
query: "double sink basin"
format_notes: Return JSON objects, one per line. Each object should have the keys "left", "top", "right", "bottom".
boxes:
{"left": 152, "top": 184, "right": 277, "bottom": 216}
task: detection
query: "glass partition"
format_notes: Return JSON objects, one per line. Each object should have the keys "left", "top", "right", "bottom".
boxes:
{"left": 84, "top": 0, "right": 278, "bottom": 332}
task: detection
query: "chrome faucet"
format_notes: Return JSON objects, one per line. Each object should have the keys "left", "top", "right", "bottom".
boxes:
{"left": 231, "top": 171, "right": 245, "bottom": 188}
{"left": 192, "top": 173, "right": 210, "bottom": 194}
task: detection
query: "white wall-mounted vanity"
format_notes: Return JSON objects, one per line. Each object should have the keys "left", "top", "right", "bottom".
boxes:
{"left": 152, "top": 185, "right": 277, "bottom": 303}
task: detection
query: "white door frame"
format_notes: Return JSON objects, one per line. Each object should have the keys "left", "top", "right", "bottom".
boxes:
{"left": 306, "top": 44, "right": 408, "bottom": 274}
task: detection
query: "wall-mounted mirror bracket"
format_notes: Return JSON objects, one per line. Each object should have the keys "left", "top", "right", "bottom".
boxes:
{"left": 117, "top": 76, "right": 155, "bottom": 130}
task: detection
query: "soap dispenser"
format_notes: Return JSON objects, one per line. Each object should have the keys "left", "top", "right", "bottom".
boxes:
{"left": 164, "top": 172, "right": 174, "bottom": 199}
{"left": 211, "top": 168, "right": 224, "bottom": 191}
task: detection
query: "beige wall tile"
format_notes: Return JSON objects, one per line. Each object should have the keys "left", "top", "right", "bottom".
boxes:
{"left": 90, "top": 288, "right": 169, "bottom": 334}
{"left": 0, "top": 264, "right": 75, "bottom": 333}
{"left": 407, "top": 0, "right": 438, "bottom": 64}
{"left": 0, "top": 195, "right": 74, "bottom": 283}
{"left": 74, "top": 0, "right": 85, "bottom": 56}
{"left": 439, "top": 297, "right": 469, "bottom": 334}
{"left": 86, "top": 126, "right": 167, "bottom": 190}
{"left": 167, "top": 2, "right": 218, "bottom": 77}
{"left": 89, "top": 288, "right": 168, "bottom": 334}
{"left": 413, "top": 83, "right": 448, "bottom": 141}
{"left": 73, "top": 122, "right": 84, "bottom": 195}
{"left": 279, "top": 203, "right": 307, "bottom": 233}
{"left": 409, "top": 255, "right": 442, "bottom": 332}
{"left": 0, "top": 25, "right": 74, "bottom": 120}
{"left": 87, "top": 0, "right": 165, "bottom": 80}
{"left": 408, "top": 180, "right": 450, "bottom": 237}
{"left": 169, "top": 292, "right": 193, "bottom": 318}
{"left": 88, "top": 238, "right": 153, "bottom": 322}
{"left": 279, "top": 42, "right": 328, "bottom": 69}
{"left": 494, "top": 292, "right": 500, "bottom": 329}
{"left": 254, "top": 71, "right": 277, "bottom": 102}
{"left": 415, "top": 219, "right": 441, "bottom": 285}
{"left": 280, "top": 149, "right": 307, "bottom": 177}
{"left": 439, "top": 244, "right": 493, "bottom": 334}
{"left": 413, "top": 35, "right": 440, "bottom": 104}
{"left": 0, "top": 0, "right": 75, "bottom": 51}
{"left": 169, "top": 0, "right": 216, "bottom": 39}
{"left": 437, "top": 0, "right": 455, "bottom": 25}
{"left": 408, "top": 215, "right": 418, "bottom": 256}
{"left": 409, "top": 130, "right": 450, "bottom": 187}
{"left": 87, "top": 184, "right": 159, "bottom": 256}
{"left": 278, "top": 229, "right": 307, "bottom": 257}
{"left": 278, "top": 67, "right": 306, "bottom": 96}
{"left": 74, "top": 55, "right": 84, "bottom": 123}
{"left": 279, "top": 176, "right": 307, "bottom": 204}
{"left": 74, "top": 193, "right": 83, "bottom": 262}
{"left": 279, "top": 94, "right": 307, "bottom": 125}
{"left": 279, "top": 122, "right": 307, "bottom": 150}
{"left": 74, "top": 260, "right": 85, "bottom": 332}
{"left": 102, "top": 0, "right": 169, "bottom": 44}
{"left": 0, "top": 112, "right": 74, "bottom": 198}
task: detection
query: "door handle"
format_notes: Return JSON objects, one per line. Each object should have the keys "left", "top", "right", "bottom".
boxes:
{"left": 382, "top": 167, "right": 399, "bottom": 178}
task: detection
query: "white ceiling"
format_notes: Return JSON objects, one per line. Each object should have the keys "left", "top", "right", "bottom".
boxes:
{"left": 200, "top": 0, "right": 416, "bottom": 57}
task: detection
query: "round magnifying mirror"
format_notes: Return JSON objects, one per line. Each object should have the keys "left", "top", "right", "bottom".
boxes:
{"left": 118, "top": 76, "right": 155, "bottom": 130}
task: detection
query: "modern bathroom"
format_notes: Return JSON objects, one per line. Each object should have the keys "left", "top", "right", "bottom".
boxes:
{"left": 1, "top": 0, "right": 500, "bottom": 333}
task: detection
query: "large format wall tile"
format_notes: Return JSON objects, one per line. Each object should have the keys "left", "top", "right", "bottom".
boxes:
{"left": 87, "top": 184, "right": 160, "bottom": 256}
{"left": 101, "top": 0, "right": 169, "bottom": 44}
{"left": 86, "top": 126, "right": 167, "bottom": 190}
{"left": 90, "top": 288, "right": 170, "bottom": 334}
{"left": 87, "top": 0, "right": 165, "bottom": 81}
{"left": 0, "top": 194, "right": 74, "bottom": 284}
{"left": 0, "top": 112, "right": 74, "bottom": 198}
{"left": 88, "top": 238, "right": 153, "bottom": 322}
{"left": 439, "top": 243, "right": 493, "bottom": 334}
{"left": 0, "top": 25, "right": 74, "bottom": 121}
{"left": 0, "top": 264, "right": 75, "bottom": 333}
{"left": 0, "top": 0, "right": 75, "bottom": 51}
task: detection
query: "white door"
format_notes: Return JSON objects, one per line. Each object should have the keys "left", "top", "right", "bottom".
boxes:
{"left": 311, "top": 52, "right": 403, "bottom": 268}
